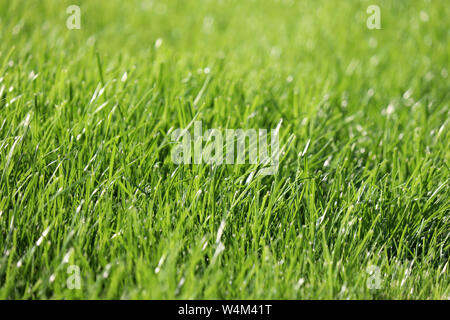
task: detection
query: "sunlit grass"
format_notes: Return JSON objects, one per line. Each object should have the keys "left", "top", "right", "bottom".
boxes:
{"left": 0, "top": 0, "right": 448, "bottom": 299}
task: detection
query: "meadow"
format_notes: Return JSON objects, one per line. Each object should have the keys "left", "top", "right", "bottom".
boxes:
{"left": 0, "top": 0, "right": 448, "bottom": 299}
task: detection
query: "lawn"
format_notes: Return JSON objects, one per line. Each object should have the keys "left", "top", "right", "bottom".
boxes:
{"left": 0, "top": 0, "right": 448, "bottom": 299}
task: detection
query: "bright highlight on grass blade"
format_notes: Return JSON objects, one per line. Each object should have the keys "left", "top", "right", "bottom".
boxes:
{"left": 0, "top": 0, "right": 448, "bottom": 300}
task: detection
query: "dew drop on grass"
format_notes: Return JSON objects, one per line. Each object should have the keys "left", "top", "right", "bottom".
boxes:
{"left": 103, "top": 264, "right": 111, "bottom": 278}
{"left": 403, "top": 89, "right": 413, "bottom": 100}
{"left": 177, "top": 277, "right": 185, "bottom": 289}
{"left": 155, "top": 255, "right": 166, "bottom": 274}
{"left": 382, "top": 104, "right": 395, "bottom": 116}
{"left": 76, "top": 200, "right": 85, "bottom": 214}
{"left": 155, "top": 38, "right": 163, "bottom": 48}
{"left": 212, "top": 242, "right": 225, "bottom": 263}
{"left": 121, "top": 72, "right": 128, "bottom": 82}
{"left": 295, "top": 278, "right": 305, "bottom": 289}
{"left": 36, "top": 226, "right": 50, "bottom": 247}
{"left": 28, "top": 71, "right": 38, "bottom": 81}
{"left": 63, "top": 248, "right": 73, "bottom": 264}
{"left": 216, "top": 220, "right": 226, "bottom": 244}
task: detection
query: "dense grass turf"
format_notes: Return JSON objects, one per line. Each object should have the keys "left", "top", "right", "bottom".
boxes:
{"left": 0, "top": 0, "right": 449, "bottom": 299}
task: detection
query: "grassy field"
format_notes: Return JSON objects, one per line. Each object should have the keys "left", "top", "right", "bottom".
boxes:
{"left": 0, "top": 0, "right": 448, "bottom": 299}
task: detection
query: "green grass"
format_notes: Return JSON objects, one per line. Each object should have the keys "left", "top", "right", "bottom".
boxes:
{"left": 0, "top": 0, "right": 449, "bottom": 299}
